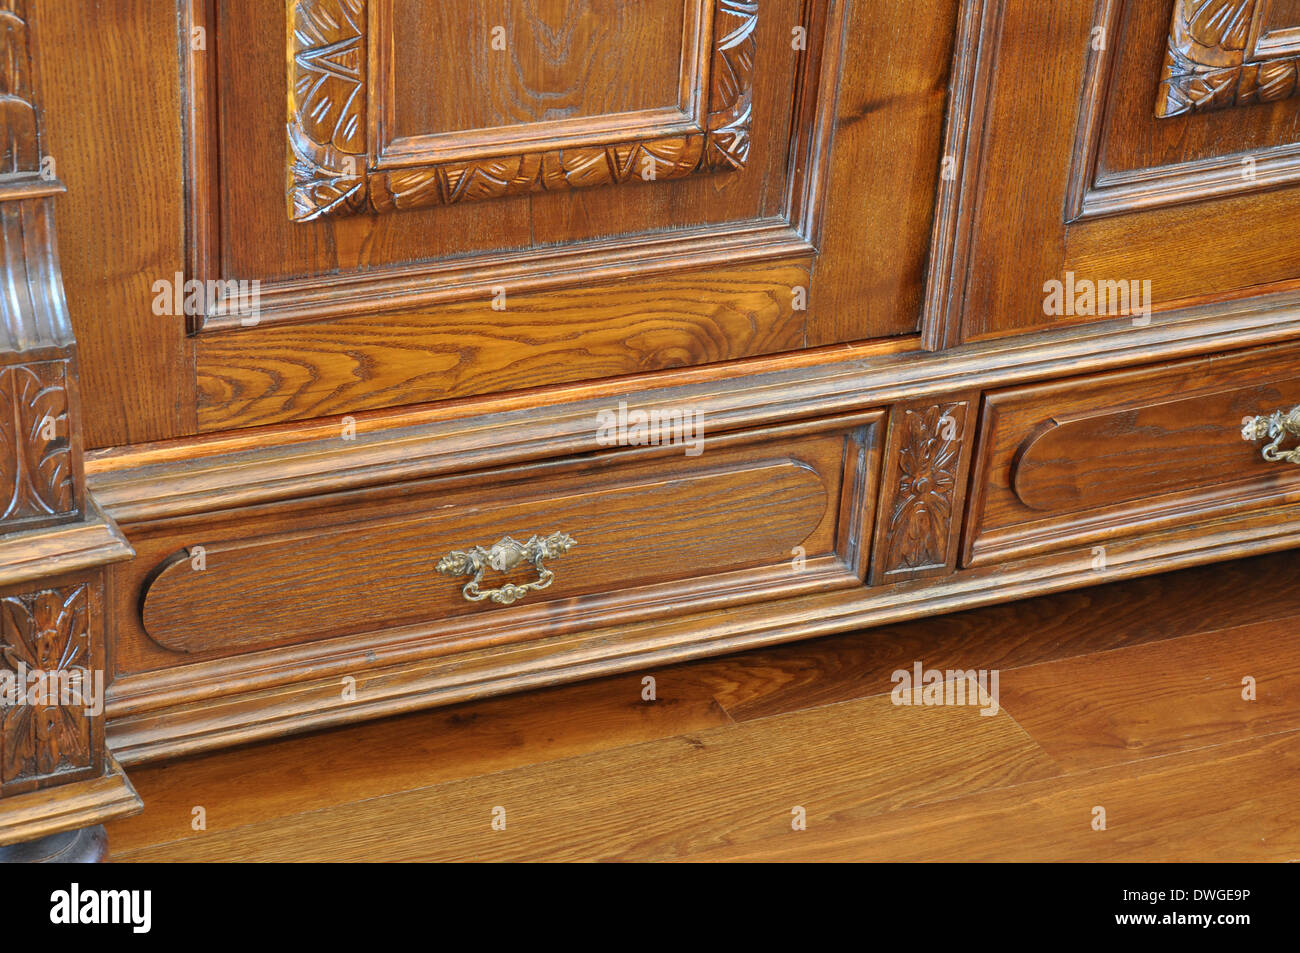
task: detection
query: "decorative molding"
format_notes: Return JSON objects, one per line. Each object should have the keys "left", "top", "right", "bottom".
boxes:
{"left": 87, "top": 288, "right": 1300, "bottom": 526}
{"left": 0, "top": 0, "right": 139, "bottom": 850}
{"left": 287, "top": 0, "right": 758, "bottom": 221}
{"left": 0, "top": 361, "right": 74, "bottom": 527}
{"left": 1068, "top": 0, "right": 1300, "bottom": 222}
{"left": 920, "top": 0, "right": 1006, "bottom": 350}
{"left": 107, "top": 501, "right": 1300, "bottom": 766}
{"left": 963, "top": 342, "right": 1300, "bottom": 567}
{"left": 134, "top": 423, "right": 851, "bottom": 657}
{"left": 1157, "top": 0, "right": 1300, "bottom": 118}
{"left": 873, "top": 402, "right": 971, "bottom": 582}
{"left": 187, "top": 1, "right": 841, "bottom": 333}
{"left": 0, "top": 585, "right": 94, "bottom": 793}
{"left": 0, "top": 0, "right": 38, "bottom": 174}
{"left": 0, "top": 0, "right": 80, "bottom": 532}
{"left": 0, "top": 753, "right": 139, "bottom": 847}
{"left": 287, "top": 0, "right": 368, "bottom": 221}
{"left": 199, "top": 220, "right": 809, "bottom": 333}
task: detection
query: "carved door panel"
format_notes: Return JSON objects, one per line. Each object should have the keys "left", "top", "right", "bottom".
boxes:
{"left": 940, "top": 0, "right": 1300, "bottom": 344}
{"left": 123, "top": 0, "right": 962, "bottom": 435}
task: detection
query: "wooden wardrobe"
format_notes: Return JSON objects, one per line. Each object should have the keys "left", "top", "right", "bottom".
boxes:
{"left": 2, "top": 0, "right": 1299, "bottom": 859}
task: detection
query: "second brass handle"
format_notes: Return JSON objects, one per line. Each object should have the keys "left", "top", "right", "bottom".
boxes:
{"left": 435, "top": 532, "right": 576, "bottom": 606}
{"left": 1242, "top": 406, "right": 1300, "bottom": 465}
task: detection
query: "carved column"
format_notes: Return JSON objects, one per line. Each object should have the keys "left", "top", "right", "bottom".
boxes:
{"left": 0, "top": 0, "right": 140, "bottom": 863}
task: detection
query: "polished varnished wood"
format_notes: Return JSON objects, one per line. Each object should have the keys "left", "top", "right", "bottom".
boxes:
{"left": 692, "top": 549, "right": 1300, "bottom": 721}
{"left": 803, "top": 0, "right": 958, "bottom": 347}
{"left": 947, "top": 0, "right": 1300, "bottom": 342}
{"left": 106, "top": 549, "right": 1300, "bottom": 854}
{"left": 290, "top": 0, "right": 756, "bottom": 218}
{"left": 965, "top": 340, "right": 1300, "bottom": 566}
{"left": 104, "top": 674, "right": 734, "bottom": 852}
{"left": 996, "top": 615, "right": 1300, "bottom": 771}
{"left": 105, "top": 551, "right": 1300, "bottom": 861}
{"left": 173, "top": 0, "right": 927, "bottom": 431}
{"left": 0, "top": 0, "right": 140, "bottom": 853}
{"left": 31, "top": 0, "right": 194, "bottom": 448}
{"left": 104, "top": 489, "right": 1300, "bottom": 764}
{"left": 223, "top": 0, "right": 807, "bottom": 275}
{"left": 87, "top": 293, "right": 1300, "bottom": 525}
{"left": 5, "top": 0, "right": 1300, "bottom": 846}
{"left": 1157, "top": 0, "right": 1300, "bottom": 117}
{"left": 869, "top": 393, "right": 977, "bottom": 584}
{"left": 196, "top": 259, "right": 812, "bottom": 430}
{"left": 1, "top": 754, "right": 138, "bottom": 850}
{"left": 1072, "top": 0, "right": 1300, "bottom": 220}
{"left": 697, "top": 733, "right": 1300, "bottom": 862}
{"left": 132, "top": 414, "right": 879, "bottom": 662}
{"left": 115, "top": 691, "right": 1061, "bottom": 862}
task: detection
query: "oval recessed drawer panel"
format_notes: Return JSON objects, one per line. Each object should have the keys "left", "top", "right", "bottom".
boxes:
{"left": 965, "top": 343, "right": 1300, "bottom": 567}
{"left": 134, "top": 415, "right": 880, "bottom": 662}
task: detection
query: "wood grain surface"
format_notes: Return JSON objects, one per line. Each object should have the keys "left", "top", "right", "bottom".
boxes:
{"left": 107, "top": 549, "right": 1300, "bottom": 861}
{"left": 965, "top": 341, "right": 1300, "bottom": 566}
{"left": 196, "top": 260, "right": 811, "bottom": 430}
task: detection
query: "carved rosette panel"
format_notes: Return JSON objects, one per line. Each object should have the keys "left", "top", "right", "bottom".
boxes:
{"left": 0, "top": 585, "right": 93, "bottom": 792}
{"left": 288, "top": 0, "right": 759, "bottom": 221}
{"left": 1157, "top": 0, "right": 1300, "bottom": 117}
{"left": 874, "top": 402, "right": 970, "bottom": 582}
{"left": 0, "top": 360, "right": 74, "bottom": 527}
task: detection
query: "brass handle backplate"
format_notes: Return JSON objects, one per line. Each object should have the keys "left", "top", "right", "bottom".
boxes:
{"left": 1242, "top": 406, "right": 1300, "bottom": 465}
{"left": 435, "top": 532, "right": 576, "bottom": 606}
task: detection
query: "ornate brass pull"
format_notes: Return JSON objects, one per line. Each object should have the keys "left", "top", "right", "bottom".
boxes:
{"left": 435, "top": 532, "right": 576, "bottom": 606}
{"left": 1242, "top": 406, "right": 1300, "bottom": 465}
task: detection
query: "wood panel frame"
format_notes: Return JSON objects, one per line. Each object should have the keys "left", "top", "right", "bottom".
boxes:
{"left": 86, "top": 277, "right": 1300, "bottom": 766}
{"left": 187, "top": 0, "right": 846, "bottom": 333}
{"left": 372, "top": 0, "right": 714, "bottom": 168}
{"left": 1068, "top": 0, "right": 1300, "bottom": 223}
{"left": 289, "top": 0, "right": 757, "bottom": 221}
{"left": 961, "top": 340, "right": 1300, "bottom": 567}
{"left": 106, "top": 412, "right": 882, "bottom": 722}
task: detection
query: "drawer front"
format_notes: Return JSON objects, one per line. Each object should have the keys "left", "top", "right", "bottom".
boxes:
{"left": 964, "top": 343, "right": 1300, "bottom": 566}
{"left": 119, "top": 414, "right": 880, "bottom": 676}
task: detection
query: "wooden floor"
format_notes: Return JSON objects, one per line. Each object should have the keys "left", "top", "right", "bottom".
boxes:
{"left": 107, "top": 550, "right": 1300, "bottom": 861}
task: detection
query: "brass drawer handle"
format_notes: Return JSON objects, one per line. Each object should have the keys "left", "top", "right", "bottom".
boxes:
{"left": 436, "top": 532, "right": 577, "bottom": 606}
{"left": 1242, "top": 407, "right": 1300, "bottom": 465}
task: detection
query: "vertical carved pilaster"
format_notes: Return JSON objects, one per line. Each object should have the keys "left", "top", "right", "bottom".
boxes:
{"left": 0, "top": 0, "right": 139, "bottom": 856}
{"left": 871, "top": 397, "right": 977, "bottom": 585}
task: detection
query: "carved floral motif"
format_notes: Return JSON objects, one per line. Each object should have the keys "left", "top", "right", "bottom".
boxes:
{"left": 0, "top": 585, "right": 93, "bottom": 789}
{"left": 288, "top": 0, "right": 759, "bottom": 220}
{"left": 1157, "top": 0, "right": 1300, "bottom": 117}
{"left": 882, "top": 405, "right": 964, "bottom": 575}
{"left": 0, "top": 360, "right": 74, "bottom": 525}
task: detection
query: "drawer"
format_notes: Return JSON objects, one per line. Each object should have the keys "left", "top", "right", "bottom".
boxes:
{"left": 964, "top": 343, "right": 1300, "bottom": 566}
{"left": 120, "top": 413, "right": 881, "bottom": 675}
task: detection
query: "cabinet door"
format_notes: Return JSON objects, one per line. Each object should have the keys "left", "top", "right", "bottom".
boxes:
{"left": 940, "top": 0, "right": 1300, "bottom": 344}
{"left": 150, "top": 0, "right": 956, "bottom": 433}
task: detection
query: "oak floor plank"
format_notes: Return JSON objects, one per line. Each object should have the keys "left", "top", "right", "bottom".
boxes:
{"left": 995, "top": 614, "right": 1300, "bottom": 772}
{"left": 663, "top": 550, "right": 1300, "bottom": 722}
{"left": 114, "top": 691, "right": 1060, "bottom": 862}
{"left": 691, "top": 730, "right": 1300, "bottom": 862}
{"left": 106, "top": 673, "right": 731, "bottom": 855}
